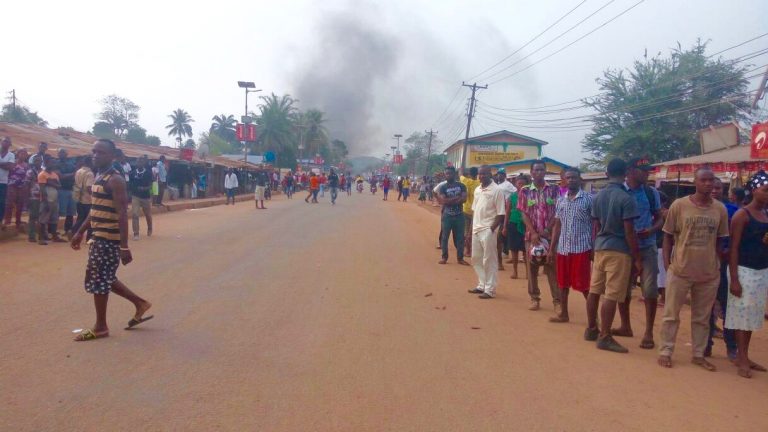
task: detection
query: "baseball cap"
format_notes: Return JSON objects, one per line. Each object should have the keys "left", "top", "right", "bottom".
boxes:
{"left": 628, "top": 157, "right": 653, "bottom": 171}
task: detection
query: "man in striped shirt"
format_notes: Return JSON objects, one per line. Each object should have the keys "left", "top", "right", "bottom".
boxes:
{"left": 70, "top": 139, "right": 153, "bottom": 342}
{"left": 549, "top": 167, "right": 594, "bottom": 323}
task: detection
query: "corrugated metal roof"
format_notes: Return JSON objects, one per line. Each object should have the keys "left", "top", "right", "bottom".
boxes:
{"left": 0, "top": 122, "right": 258, "bottom": 169}
{"left": 653, "top": 145, "right": 764, "bottom": 165}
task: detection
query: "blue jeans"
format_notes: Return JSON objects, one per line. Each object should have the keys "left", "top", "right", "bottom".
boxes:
{"left": 330, "top": 187, "right": 338, "bottom": 203}
{"left": 708, "top": 262, "right": 737, "bottom": 356}
{"left": 320, "top": 184, "right": 325, "bottom": 197}
{"left": 58, "top": 189, "right": 76, "bottom": 216}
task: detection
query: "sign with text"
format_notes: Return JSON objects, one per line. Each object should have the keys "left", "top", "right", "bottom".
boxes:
{"left": 469, "top": 151, "right": 524, "bottom": 165}
{"left": 751, "top": 122, "right": 768, "bottom": 159}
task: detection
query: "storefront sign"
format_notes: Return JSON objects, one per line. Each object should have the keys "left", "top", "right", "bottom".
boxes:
{"left": 469, "top": 151, "right": 525, "bottom": 164}
{"left": 751, "top": 122, "right": 768, "bottom": 159}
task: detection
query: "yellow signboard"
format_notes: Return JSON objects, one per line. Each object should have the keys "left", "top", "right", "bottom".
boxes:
{"left": 469, "top": 151, "right": 525, "bottom": 164}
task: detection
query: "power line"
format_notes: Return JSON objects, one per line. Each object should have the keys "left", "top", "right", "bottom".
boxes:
{"left": 482, "top": 46, "right": 768, "bottom": 114}
{"left": 467, "top": 0, "right": 588, "bottom": 82}
{"left": 431, "top": 85, "right": 464, "bottom": 129}
{"left": 489, "top": 0, "right": 646, "bottom": 85}
{"left": 459, "top": 82, "right": 488, "bottom": 173}
{"left": 480, "top": 0, "right": 620, "bottom": 83}
{"left": 708, "top": 32, "right": 768, "bottom": 58}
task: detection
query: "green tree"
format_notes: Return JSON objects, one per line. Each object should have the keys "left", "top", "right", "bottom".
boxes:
{"left": 210, "top": 114, "right": 237, "bottom": 142}
{"left": 92, "top": 121, "right": 119, "bottom": 140}
{"left": 145, "top": 135, "right": 162, "bottom": 146}
{"left": 166, "top": 108, "right": 194, "bottom": 146}
{"left": 184, "top": 138, "right": 196, "bottom": 149}
{"left": 582, "top": 40, "right": 751, "bottom": 164}
{"left": 1, "top": 103, "right": 48, "bottom": 126}
{"left": 256, "top": 93, "right": 297, "bottom": 165}
{"left": 97, "top": 94, "right": 140, "bottom": 138}
{"left": 199, "top": 131, "right": 237, "bottom": 156}
{"left": 125, "top": 126, "right": 148, "bottom": 143}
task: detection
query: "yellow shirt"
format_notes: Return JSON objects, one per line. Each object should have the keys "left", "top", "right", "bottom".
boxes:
{"left": 460, "top": 176, "right": 480, "bottom": 215}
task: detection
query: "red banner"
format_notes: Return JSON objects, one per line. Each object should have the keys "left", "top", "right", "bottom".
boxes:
{"left": 394, "top": 154, "right": 403, "bottom": 164}
{"left": 710, "top": 162, "right": 725, "bottom": 172}
{"left": 235, "top": 124, "right": 257, "bottom": 142}
{"left": 724, "top": 162, "right": 740, "bottom": 172}
{"left": 744, "top": 161, "right": 761, "bottom": 171}
{"left": 235, "top": 124, "right": 245, "bottom": 141}
{"left": 246, "top": 124, "right": 257, "bottom": 142}
{"left": 180, "top": 148, "right": 194, "bottom": 161}
{"left": 751, "top": 122, "right": 768, "bottom": 159}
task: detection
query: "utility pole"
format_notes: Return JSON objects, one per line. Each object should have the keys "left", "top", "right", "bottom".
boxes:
{"left": 424, "top": 129, "right": 436, "bottom": 178}
{"left": 459, "top": 82, "right": 487, "bottom": 174}
{"left": 8, "top": 89, "right": 16, "bottom": 110}
{"left": 751, "top": 65, "right": 768, "bottom": 111}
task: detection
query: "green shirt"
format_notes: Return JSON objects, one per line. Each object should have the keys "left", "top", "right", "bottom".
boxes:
{"left": 508, "top": 192, "right": 525, "bottom": 234}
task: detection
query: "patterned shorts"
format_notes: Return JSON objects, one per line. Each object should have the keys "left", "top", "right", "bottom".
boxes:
{"left": 84, "top": 240, "right": 120, "bottom": 294}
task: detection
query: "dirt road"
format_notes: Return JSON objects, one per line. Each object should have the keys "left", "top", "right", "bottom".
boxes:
{"left": 2, "top": 190, "right": 767, "bottom": 431}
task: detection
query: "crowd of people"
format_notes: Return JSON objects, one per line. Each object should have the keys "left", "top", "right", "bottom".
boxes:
{"left": 0, "top": 138, "right": 168, "bottom": 243}
{"left": 432, "top": 158, "right": 768, "bottom": 379}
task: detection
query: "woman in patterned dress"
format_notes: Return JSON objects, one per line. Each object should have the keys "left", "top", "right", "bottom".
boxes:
{"left": 726, "top": 171, "right": 768, "bottom": 378}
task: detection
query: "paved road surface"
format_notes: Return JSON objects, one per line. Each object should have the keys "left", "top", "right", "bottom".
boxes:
{"left": 2, "top": 190, "right": 767, "bottom": 431}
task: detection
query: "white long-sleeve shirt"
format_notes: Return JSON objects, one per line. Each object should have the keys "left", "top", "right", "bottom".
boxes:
{"left": 224, "top": 173, "right": 239, "bottom": 189}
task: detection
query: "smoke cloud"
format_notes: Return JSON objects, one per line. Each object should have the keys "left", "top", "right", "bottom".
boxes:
{"left": 293, "top": 4, "right": 399, "bottom": 155}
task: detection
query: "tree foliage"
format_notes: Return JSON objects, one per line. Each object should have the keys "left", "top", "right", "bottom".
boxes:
{"left": 166, "top": 108, "right": 194, "bottom": 146}
{"left": 97, "top": 94, "right": 140, "bottom": 138}
{"left": 395, "top": 131, "right": 443, "bottom": 176}
{"left": 581, "top": 40, "right": 751, "bottom": 164}
{"left": 210, "top": 114, "right": 237, "bottom": 143}
{"left": 1, "top": 103, "right": 48, "bottom": 126}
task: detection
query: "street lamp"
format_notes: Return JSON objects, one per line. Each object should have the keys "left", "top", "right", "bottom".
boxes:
{"left": 393, "top": 134, "right": 402, "bottom": 153}
{"left": 237, "top": 81, "right": 262, "bottom": 162}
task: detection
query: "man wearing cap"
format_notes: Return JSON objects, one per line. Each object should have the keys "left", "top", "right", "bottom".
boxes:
{"left": 612, "top": 157, "right": 663, "bottom": 350}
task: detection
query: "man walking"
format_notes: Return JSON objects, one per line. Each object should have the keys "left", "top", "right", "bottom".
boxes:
{"left": 224, "top": 168, "right": 238, "bottom": 205}
{"left": 71, "top": 139, "right": 152, "bottom": 341}
{"left": 658, "top": 167, "right": 729, "bottom": 371}
{"left": 129, "top": 155, "right": 153, "bottom": 240}
{"left": 549, "top": 167, "right": 593, "bottom": 323}
{"left": 585, "top": 158, "right": 641, "bottom": 353}
{"left": 518, "top": 160, "right": 561, "bottom": 312}
{"left": 306, "top": 172, "right": 320, "bottom": 203}
{"left": 55, "top": 149, "right": 77, "bottom": 238}
{"left": 155, "top": 155, "right": 167, "bottom": 206}
{"left": 467, "top": 166, "right": 507, "bottom": 299}
{"left": 328, "top": 169, "right": 339, "bottom": 205}
{"left": 611, "top": 157, "right": 663, "bottom": 349}
{"left": 436, "top": 166, "right": 468, "bottom": 265}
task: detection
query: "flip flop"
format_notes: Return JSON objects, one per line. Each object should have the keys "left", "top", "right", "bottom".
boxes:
{"left": 74, "top": 329, "right": 109, "bottom": 342}
{"left": 639, "top": 339, "right": 655, "bottom": 349}
{"left": 750, "top": 361, "right": 767, "bottom": 372}
{"left": 125, "top": 315, "right": 154, "bottom": 330}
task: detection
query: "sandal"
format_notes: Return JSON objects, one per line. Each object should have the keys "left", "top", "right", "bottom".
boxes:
{"left": 750, "top": 361, "right": 767, "bottom": 372}
{"left": 125, "top": 315, "right": 154, "bottom": 330}
{"left": 692, "top": 357, "right": 717, "bottom": 372}
{"left": 639, "top": 339, "right": 655, "bottom": 350}
{"left": 74, "top": 329, "right": 109, "bottom": 342}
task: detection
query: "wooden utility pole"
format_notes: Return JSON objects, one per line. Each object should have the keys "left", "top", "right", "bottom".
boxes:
{"left": 424, "top": 129, "right": 436, "bottom": 178}
{"left": 751, "top": 65, "right": 768, "bottom": 110}
{"left": 459, "top": 82, "right": 487, "bottom": 174}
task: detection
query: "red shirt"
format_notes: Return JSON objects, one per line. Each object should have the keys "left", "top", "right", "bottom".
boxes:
{"left": 310, "top": 176, "right": 320, "bottom": 190}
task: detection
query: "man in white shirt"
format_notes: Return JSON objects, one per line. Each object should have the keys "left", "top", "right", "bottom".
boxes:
{"left": 467, "top": 166, "right": 508, "bottom": 299}
{"left": 224, "top": 168, "right": 239, "bottom": 205}
{"left": 0, "top": 137, "right": 16, "bottom": 223}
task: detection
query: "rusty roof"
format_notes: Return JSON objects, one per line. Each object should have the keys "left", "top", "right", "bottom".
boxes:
{"left": 0, "top": 122, "right": 261, "bottom": 169}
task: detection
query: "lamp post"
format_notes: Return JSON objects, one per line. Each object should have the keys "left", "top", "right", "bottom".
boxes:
{"left": 393, "top": 134, "right": 402, "bottom": 153}
{"left": 237, "top": 81, "right": 262, "bottom": 163}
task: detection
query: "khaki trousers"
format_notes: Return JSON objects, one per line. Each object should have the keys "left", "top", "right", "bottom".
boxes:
{"left": 526, "top": 240, "right": 560, "bottom": 305}
{"left": 659, "top": 270, "right": 719, "bottom": 358}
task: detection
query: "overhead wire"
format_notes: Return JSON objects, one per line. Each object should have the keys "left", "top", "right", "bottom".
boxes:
{"left": 480, "top": 0, "right": 620, "bottom": 83}
{"left": 489, "top": 0, "right": 646, "bottom": 85}
{"left": 466, "top": 0, "right": 589, "bottom": 82}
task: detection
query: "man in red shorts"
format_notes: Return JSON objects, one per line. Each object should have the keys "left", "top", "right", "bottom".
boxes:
{"left": 548, "top": 167, "right": 594, "bottom": 323}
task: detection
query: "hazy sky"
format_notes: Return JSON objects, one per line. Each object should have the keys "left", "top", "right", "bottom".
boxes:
{"left": 4, "top": 0, "right": 767, "bottom": 165}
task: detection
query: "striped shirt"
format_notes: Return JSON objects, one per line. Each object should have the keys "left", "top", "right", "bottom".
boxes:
{"left": 90, "top": 168, "right": 121, "bottom": 243}
{"left": 554, "top": 189, "right": 594, "bottom": 254}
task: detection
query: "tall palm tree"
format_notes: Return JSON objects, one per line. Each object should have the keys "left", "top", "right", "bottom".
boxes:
{"left": 302, "top": 109, "right": 329, "bottom": 148}
{"left": 210, "top": 114, "right": 236, "bottom": 142}
{"left": 166, "top": 109, "right": 194, "bottom": 146}
{"left": 256, "top": 93, "right": 297, "bottom": 153}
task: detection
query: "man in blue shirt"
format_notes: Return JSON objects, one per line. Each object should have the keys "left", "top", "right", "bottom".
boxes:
{"left": 586, "top": 158, "right": 641, "bottom": 353}
{"left": 155, "top": 156, "right": 167, "bottom": 206}
{"left": 612, "top": 158, "right": 663, "bottom": 350}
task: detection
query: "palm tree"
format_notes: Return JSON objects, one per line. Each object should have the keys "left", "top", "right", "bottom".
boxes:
{"left": 166, "top": 109, "right": 194, "bottom": 146}
{"left": 210, "top": 114, "right": 236, "bottom": 142}
{"left": 302, "top": 109, "right": 329, "bottom": 148}
{"left": 256, "top": 93, "right": 297, "bottom": 154}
